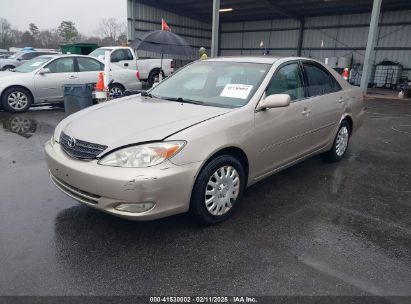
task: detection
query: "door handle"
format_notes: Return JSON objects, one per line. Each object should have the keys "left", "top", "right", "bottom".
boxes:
{"left": 338, "top": 97, "right": 345, "bottom": 103}
{"left": 301, "top": 108, "right": 311, "bottom": 116}
{"left": 124, "top": 63, "right": 129, "bottom": 67}
{"left": 69, "top": 75, "right": 77, "bottom": 79}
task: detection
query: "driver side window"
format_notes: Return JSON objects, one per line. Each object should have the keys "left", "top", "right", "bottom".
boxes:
{"left": 266, "top": 63, "right": 305, "bottom": 101}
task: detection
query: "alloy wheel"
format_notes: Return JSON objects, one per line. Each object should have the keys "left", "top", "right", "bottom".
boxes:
{"left": 7, "top": 91, "right": 29, "bottom": 111}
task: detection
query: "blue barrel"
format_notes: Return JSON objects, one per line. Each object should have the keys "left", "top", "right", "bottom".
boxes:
{"left": 63, "top": 84, "right": 93, "bottom": 115}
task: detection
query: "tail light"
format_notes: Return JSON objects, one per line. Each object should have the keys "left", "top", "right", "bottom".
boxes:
{"left": 136, "top": 71, "right": 140, "bottom": 81}
{"left": 170, "top": 60, "right": 176, "bottom": 69}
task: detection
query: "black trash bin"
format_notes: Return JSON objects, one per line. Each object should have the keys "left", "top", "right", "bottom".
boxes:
{"left": 63, "top": 84, "right": 93, "bottom": 115}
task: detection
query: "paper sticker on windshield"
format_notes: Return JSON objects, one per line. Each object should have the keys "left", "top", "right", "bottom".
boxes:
{"left": 220, "top": 84, "right": 253, "bottom": 99}
{"left": 31, "top": 62, "right": 42, "bottom": 67}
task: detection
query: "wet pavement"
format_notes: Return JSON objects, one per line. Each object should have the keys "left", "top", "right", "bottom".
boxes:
{"left": 0, "top": 99, "right": 410, "bottom": 296}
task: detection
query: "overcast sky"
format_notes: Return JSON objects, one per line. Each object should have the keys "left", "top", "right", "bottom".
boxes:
{"left": 0, "top": 0, "right": 127, "bottom": 35}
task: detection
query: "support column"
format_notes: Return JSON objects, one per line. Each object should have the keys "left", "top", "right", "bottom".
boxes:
{"left": 297, "top": 18, "right": 305, "bottom": 56}
{"left": 211, "top": 0, "right": 220, "bottom": 57}
{"left": 360, "top": 0, "right": 382, "bottom": 92}
{"left": 127, "top": 0, "right": 136, "bottom": 43}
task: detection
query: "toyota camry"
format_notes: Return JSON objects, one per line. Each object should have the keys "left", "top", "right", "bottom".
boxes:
{"left": 45, "top": 56, "right": 364, "bottom": 225}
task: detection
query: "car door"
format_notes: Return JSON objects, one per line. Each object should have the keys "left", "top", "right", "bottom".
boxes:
{"left": 253, "top": 61, "right": 317, "bottom": 179}
{"left": 34, "top": 57, "right": 78, "bottom": 102}
{"left": 111, "top": 49, "right": 134, "bottom": 69}
{"left": 301, "top": 61, "right": 345, "bottom": 148}
{"left": 75, "top": 57, "right": 104, "bottom": 86}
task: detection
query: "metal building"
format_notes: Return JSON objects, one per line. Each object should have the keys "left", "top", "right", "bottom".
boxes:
{"left": 127, "top": 0, "right": 411, "bottom": 90}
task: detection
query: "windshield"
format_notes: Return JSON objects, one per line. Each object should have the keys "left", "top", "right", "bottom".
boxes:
{"left": 89, "top": 48, "right": 111, "bottom": 58}
{"left": 14, "top": 56, "right": 52, "bottom": 73}
{"left": 150, "top": 61, "right": 270, "bottom": 108}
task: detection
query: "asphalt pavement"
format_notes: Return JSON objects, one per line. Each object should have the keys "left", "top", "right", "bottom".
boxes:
{"left": 0, "top": 98, "right": 410, "bottom": 297}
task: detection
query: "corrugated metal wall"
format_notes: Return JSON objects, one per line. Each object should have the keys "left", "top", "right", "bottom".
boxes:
{"left": 128, "top": 1, "right": 411, "bottom": 78}
{"left": 220, "top": 10, "right": 411, "bottom": 78}
{"left": 129, "top": 0, "right": 211, "bottom": 62}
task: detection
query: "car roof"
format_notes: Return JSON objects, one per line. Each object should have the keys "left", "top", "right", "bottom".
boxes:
{"left": 37, "top": 54, "right": 97, "bottom": 59}
{"left": 206, "top": 56, "right": 317, "bottom": 64}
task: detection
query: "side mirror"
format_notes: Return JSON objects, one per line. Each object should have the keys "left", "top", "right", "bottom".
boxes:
{"left": 256, "top": 93, "right": 291, "bottom": 111}
{"left": 39, "top": 68, "right": 50, "bottom": 75}
{"left": 17, "top": 58, "right": 22, "bottom": 61}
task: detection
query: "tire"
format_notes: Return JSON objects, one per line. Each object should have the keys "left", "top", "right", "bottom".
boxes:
{"left": 2, "top": 65, "right": 15, "bottom": 71}
{"left": 1, "top": 87, "right": 32, "bottom": 113}
{"left": 147, "top": 69, "right": 164, "bottom": 87}
{"left": 323, "top": 120, "right": 351, "bottom": 162}
{"left": 109, "top": 83, "right": 125, "bottom": 97}
{"left": 190, "top": 155, "right": 246, "bottom": 225}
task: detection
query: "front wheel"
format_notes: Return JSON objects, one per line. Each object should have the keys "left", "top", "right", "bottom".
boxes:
{"left": 1, "top": 87, "right": 32, "bottom": 113}
{"left": 2, "top": 65, "right": 15, "bottom": 71}
{"left": 190, "top": 155, "right": 246, "bottom": 225}
{"left": 323, "top": 120, "right": 351, "bottom": 162}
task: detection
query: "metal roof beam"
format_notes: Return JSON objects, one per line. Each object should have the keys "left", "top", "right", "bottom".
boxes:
{"left": 260, "top": 0, "right": 302, "bottom": 21}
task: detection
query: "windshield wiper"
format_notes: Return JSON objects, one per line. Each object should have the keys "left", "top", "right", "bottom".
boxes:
{"left": 163, "top": 97, "right": 204, "bottom": 105}
{"left": 140, "top": 91, "right": 153, "bottom": 98}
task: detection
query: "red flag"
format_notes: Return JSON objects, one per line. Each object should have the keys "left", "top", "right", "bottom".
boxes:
{"left": 162, "top": 19, "right": 171, "bottom": 32}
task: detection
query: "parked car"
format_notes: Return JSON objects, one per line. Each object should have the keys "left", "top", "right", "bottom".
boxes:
{"left": 0, "top": 51, "right": 57, "bottom": 71}
{"left": 45, "top": 56, "right": 364, "bottom": 225}
{"left": 0, "top": 54, "right": 142, "bottom": 113}
{"left": 89, "top": 46, "right": 175, "bottom": 86}
{"left": 0, "top": 51, "right": 14, "bottom": 59}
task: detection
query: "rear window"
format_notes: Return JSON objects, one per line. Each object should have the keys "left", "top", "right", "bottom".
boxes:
{"left": 303, "top": 63, "right": 340, "bottom": 96}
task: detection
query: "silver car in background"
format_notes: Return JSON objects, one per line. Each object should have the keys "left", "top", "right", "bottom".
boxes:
{"left": 0, "top": 51, "right": 57, "bottom": 71}
{"left": 45, "top": 56, "right": 364, "bottom": 225}
{"left": 0, "top": 54, "right": 142, "bottom": 113}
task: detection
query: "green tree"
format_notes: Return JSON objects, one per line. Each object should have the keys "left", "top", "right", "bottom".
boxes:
{"left": 29, "top": 23, "right": 40, "bottom": 39}
{"left": 0, "top": 18, "right": 13, "bottom": 49}
{"left": 20, "top": 31, "right": 35, "bottom": 47}
{"left": 57, "top": 21, "right": 78, "bottom": 43}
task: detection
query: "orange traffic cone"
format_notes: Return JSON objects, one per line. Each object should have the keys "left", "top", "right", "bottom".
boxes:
{"left": 95, "top": 72, "right": 107, "bottom": 101}
{"left": 343, "top": 68, "right": 349, "bottom": 81}
{"left": 95, "top": 72, "right": 105, "bottom": 91}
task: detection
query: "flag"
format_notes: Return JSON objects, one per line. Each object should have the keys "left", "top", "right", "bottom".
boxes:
{"left": 162, "top": 19, "right": 171, "bottom": 31}
{"left": 260, "top": 41, "right": 264, "bottom": 48}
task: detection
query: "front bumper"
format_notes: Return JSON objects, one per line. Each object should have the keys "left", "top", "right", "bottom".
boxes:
{"left": 45, "top": 140, "right": 201, "bottom": 220}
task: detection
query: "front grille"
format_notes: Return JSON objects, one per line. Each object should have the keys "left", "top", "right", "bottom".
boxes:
{"left": 60, "top": 132, "right": 107, "bottom": 159}
{"left": 50, "top": 172, "right": 100, "bottom": 204}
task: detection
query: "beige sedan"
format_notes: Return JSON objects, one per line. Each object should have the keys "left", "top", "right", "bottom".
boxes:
{"left": 45, "top": 56, "right": 364, "bottom": 224}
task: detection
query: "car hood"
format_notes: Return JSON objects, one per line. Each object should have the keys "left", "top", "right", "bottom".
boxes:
{"left": 0, "top": 71, "right": 18, "bottom": 78}
{"left": 62, "top": 96, "right": 233, "bottom": 152}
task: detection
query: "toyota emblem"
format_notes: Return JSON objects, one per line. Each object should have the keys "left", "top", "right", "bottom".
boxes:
{"left": 67, "top": 136, "right": 76, "bottom": 148}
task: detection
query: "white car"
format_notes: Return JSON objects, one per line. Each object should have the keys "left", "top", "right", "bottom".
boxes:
{"left": 0, "top": 54, "right": 142, "bottom": 113}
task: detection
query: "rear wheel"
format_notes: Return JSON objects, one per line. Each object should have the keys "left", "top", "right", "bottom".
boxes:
{"left": 147, "top": 69, "right": 164, "bottom": 87}
{"left": 190, "top": 155, "right": 245, "bottom": 225}
{"left": 109, "top": 83, "right": 125, "bottom": 97}
{"left": 323, "top": 120, "right": 351, "bottom": 162}
{"left": 1, "top": 87, "right": 32, "bottom": 113}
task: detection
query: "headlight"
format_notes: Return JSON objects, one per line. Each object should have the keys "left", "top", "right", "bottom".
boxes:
{"left": 98, "top": 141, "right": 185, "bottom": 168}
